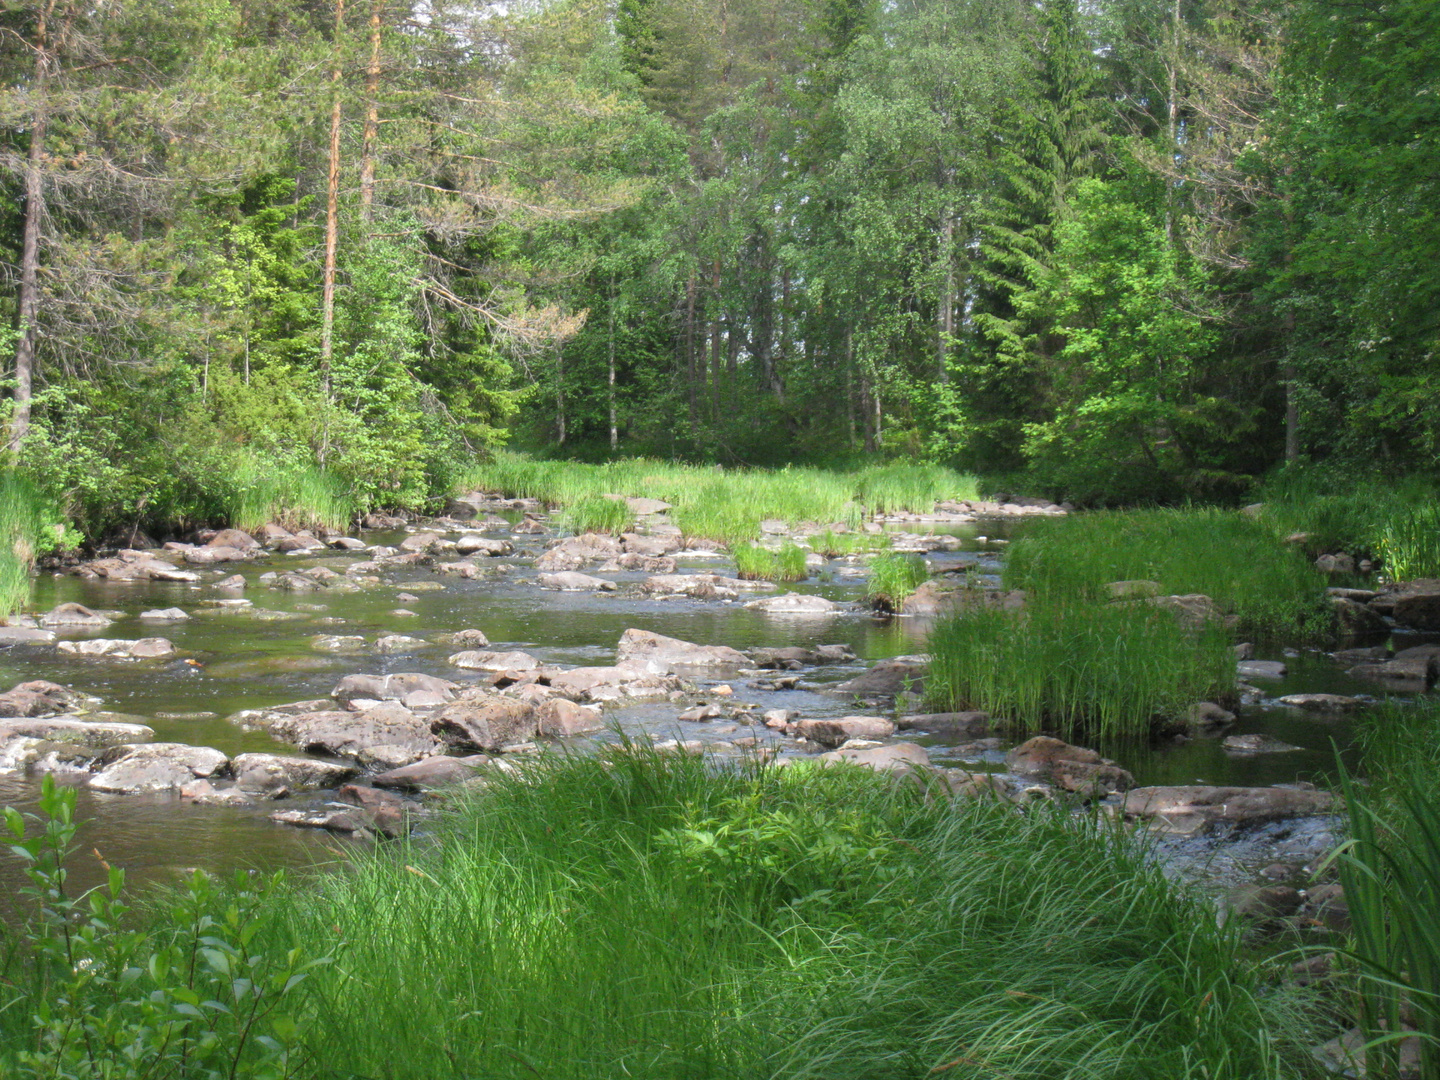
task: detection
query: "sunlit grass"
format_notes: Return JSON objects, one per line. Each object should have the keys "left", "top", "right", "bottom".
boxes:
{"left": 0, "top": 471, "right": 52, "bottom": 616}
{"left": 1003, "top": 507, "right": 1330, "bottom": 638}
{"left": 226, "top": 454, "right": 359, "bottom": 534}
{"left": 561, "top": 493, "right": 632, "bottom": 535}
{"left": 927, "top": 598, "right": 1238, "bottom": 742}
{"left": 733, "top": 541, "right": 808, "bottom": 582}
{"left": 456, "top": 453, "right": 980, "bottom": 547}
{"left": 257, "top": 749, "right": 1318, "bottom": 1080}
{"left": 866, "top": 552, "right": 930, "bottom": 611}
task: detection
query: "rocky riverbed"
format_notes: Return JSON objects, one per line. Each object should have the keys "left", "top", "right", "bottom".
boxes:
{"left": 2, "top": 491, "right": 1437, "bottom": 930}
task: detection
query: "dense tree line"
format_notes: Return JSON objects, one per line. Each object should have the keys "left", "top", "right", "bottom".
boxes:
{"left": 0, "top": 0, "right": 1432, "bottom": 532}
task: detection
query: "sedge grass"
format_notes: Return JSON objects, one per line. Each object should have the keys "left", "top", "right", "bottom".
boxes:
{"left": 457, "top": 452, "right": 980, "bottom": 546}
{"left": 226, "top": 454, "right": 359, "bottom": 534}
{"left": 560, "top": 493, "right": 632, "bottom": 535}
{"left": 1377, "top": 503, "right": 1440, "bottom": 581}
{"left": 262, "top": 749, "right": 1318, "bottom": 1080}
{"left": 926, "top": 597, "right": 1237, "bottom": 741}
{"left": 733, "top": 541, "right": 809, "bottom": 581}
{"left": 808, "top": 528, "right": 891, "bottom": 557}
{"left": 1004, "top": 507, "right": 1331, "bottom": 638}
{"left": 0, "top": 472, "right": 53, "bottom": 616}
{"left": 866, "top": 552, "right": 930, "bottom": 611}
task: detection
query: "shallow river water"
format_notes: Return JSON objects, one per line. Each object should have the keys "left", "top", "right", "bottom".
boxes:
{"left": 0, "top": 511, "right": 1403, "bottom": 913}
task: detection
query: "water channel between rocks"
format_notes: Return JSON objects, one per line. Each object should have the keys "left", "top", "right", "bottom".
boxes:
{"left": 0, "top": 508, "right": 1402, "bottom": 913}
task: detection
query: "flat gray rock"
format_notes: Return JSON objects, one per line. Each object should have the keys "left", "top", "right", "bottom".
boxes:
{"left": 89, "top": 743, "right": 228, "bottom": 794}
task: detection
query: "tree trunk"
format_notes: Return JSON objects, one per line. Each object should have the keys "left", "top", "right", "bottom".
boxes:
{"left": 359, "top": 0, "right": 381, "bottom": 219}
{"left": 937, "top": 210, "right": 954, "bottom": 385}
{"left": 1164, "top": 0, "right": 1181, "bottom": 247}
{"left": 684, "top": 273, "right": 697, "bottom": 436}
{"left": 319, "top": 0, "right": 346, "bottom": 464}
{"left": 8, "top": 2, "right": 58, "bottom": 455}
{"left": 608, "top": 274, "right": 618, "bottom": 452}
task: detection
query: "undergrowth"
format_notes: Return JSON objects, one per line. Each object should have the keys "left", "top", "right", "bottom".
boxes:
{"left": 733, "top": 541, "right": 809, "bottom": 581}
{"left": 225, "top": 454, "right": 359, "bottom": 534}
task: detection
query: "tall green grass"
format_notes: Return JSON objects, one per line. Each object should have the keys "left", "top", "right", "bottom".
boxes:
{"left": 264, "top": 750, "right": 1316, "bottom": 1080}
{"left": 867, "top": 552, "right": 930, "bottom": 611}
{"left": 0, "top": 472, "right": 54, "bottom": 616}
{"left": 733, "top": 541, "right": 809, "bottom": 581}
{"left": 1257, "top": 463, "right": 1440, "bottom": 578}
{"left": 225, "top": 454, "right": 359, "bottom": 534}
{"left": 1331, "top": 699, "right": 1440, "bottom": 1078}
{"left": 927, "top": 598, "right": 1237, "bottom": 741}
{"left": 560, "top": 493, "right": 632, "bottom": 535}
{"left": 1004, "top": 507, "right": 1331, "bottom": 638}
{"left": 808, "top": 528, "right": 891, "bottom": 557}
{"left": 457, "top": 452, "right": 980, "bottom": 546}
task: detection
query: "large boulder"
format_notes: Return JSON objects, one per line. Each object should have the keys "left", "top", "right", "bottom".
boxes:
{"left": 0, "top": 680, "right": 90, "bottom": 718}
{"left": 371, "top": 755, "right": 489, "bottom": 791}
{"left": 57, "top": 638, "right": 175, "bottom": 660}
{"left": 615, "top": 629, "right": 747, "bottom": 669}
{"left": 832, "top": 657, "right": 927, "bottom": 696}
{"left": 207, "top": 528, "right": 260, "bottom": 551}
{"left": 1389, "top": 580, "right": 1440, "bottom": 630}
{"left": 0, "top": 716, "right": 156, "bottom": 773}
{"left": 76, "top": 552, "right": 200, "bottom": 583}
{"left": 39, "top": 603, "right": 112, "bottom": 629}
{"left": 448, "top": 650, "right": 542, "bottom": 672}
{"left": 795, "top": 716, "right": 895, "bottom": 748}
{"left": 744, "top": 594, "right": 837, "bottom": 615}
{"left": 1124, "top": 785, "right": 1337, "bottom": 827}
{"left": 817, "top": 742, "right": 931, "bottom": 775}
{"left": 535, "top": 533, "right": 623, "bottom": 572}
{"left": 230, "top": 753, "right": 358, "bottom": 794}
{"left": 545, "top": 664, "right": 682, "bottom": 703}
{"left": 1005, "top": 736, "right": 1134, "bottom": 796}
{"left": 255, "top": 705, "right": 443, "bottom": 764}
{"left": 538, "top": 571, "right": 616, "bottom": 592}
{"left": 1331, "top": 595, "right": 1389, "bottom": 636}
{"left": 748, "top": 644, "right": 856, "bottom": 668}
{"left": 89, "top": 743, "right": 228, "bottom": 794}
{"left": 331, "top": 672, "right": 458, "bottom": 709}
{"left": 430, "top": 693, "right": 538, "bottom": 752}
{"left": 895, "top": 711, "right": 990, "bottom": 737}
{"left": 537, "top": 698, "right": 604, "bottom": 737}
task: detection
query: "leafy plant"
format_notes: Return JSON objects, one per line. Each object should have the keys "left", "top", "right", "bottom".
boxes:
{"left": 1, "top": 777, "right": 328, "bottom": 1078}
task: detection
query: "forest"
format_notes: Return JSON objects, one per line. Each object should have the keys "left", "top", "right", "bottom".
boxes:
{"left": 0, "top": 0, "right": 1436, "bottom": 542}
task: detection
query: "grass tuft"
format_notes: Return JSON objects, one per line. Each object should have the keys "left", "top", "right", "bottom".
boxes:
{"left": 733, "top": 541, "right": 809, "bottom": 581}
{"left": 0, "top": 471, "right": 56, "bottom": 616}
{"left": 866, "top": 552, "right": 930, "bottom": 611}
{"left": 561, "top": 493, "right": 632, "bottom": 535}
{"left": 226, "top": 454, "right": 359, "bottom": 534}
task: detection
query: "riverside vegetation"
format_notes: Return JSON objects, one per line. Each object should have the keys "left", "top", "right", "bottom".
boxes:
{"left": 3, "top": 750, "right": 1326, "bottom": 1079}
{"left": 1, "top": 463, "right": 1438, "bottom": 1076}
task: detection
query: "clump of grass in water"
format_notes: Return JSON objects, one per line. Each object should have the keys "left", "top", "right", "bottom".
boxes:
{"left": 733, "top": 541, "right": 808, "bottom": 581}
{"left": 227, "top": 454, "right": 358, "bottom": 534}
{"left": 263, "top": 750, "right": 1318, "bottom": 1080}
{"left": 809, "top": 529, "right": 890, "bottom": 557}
{"left": 0, "top": 471, "right": 51, "bottom": 617}
{"left": 853, "top": 462, "right": 979, "bottom": 514}
{"left": 561, "top": 493, "right": 632, "bottom": 535}
{"left": 1004, "top": 507, "right": 1331, "bottom": 639}
{"left": 926, "top": 598, "right": 1237, "bottom": 741}
{"left": 866, "top": 551, "right": 929, "bottom": 611}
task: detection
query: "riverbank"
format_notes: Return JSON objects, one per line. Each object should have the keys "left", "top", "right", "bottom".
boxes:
{"left": 1, "top": 476, "right": 1437, "bottom": 1075}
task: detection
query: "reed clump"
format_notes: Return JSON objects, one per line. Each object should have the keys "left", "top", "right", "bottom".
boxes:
{"left": 0, "top": 471, "right": 59, "bottom": 617}
{"left": 561, "top": 493, "right": 632, "bottom": 535}
{"left": 1003, "top": 507, "right": 1331, "bottom": 638}
{"left": 225, "top": 454, "right": 359, "bottom": 534}
{"left": 733, "top": 541, "right": 809, "bottom": 581}
{"left": 260, "top": 749, "right": 1317, "bottom": 1080}
{"left": 927, "top": 598, "right": 1237, "bottom": 742}
{"left": 457, "top": 452, "right": 980, "bottom": 545}
{"left": 866, "top": 552, "right": 930, "bottom": 611}
{"left": 808, "top": 528, "right": 890, "bottom": 557}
